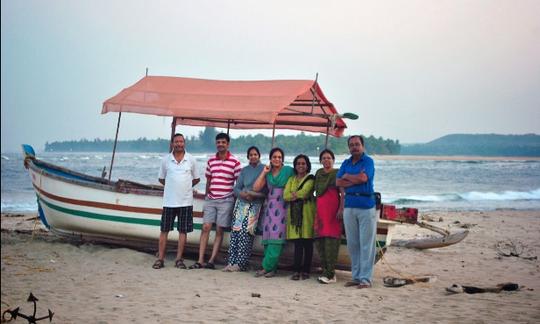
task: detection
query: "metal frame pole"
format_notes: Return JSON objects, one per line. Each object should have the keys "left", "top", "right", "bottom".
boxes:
{"left": 170, "top": 117, "right": 177, "bottom": 152}
{"left": 271, "top": 122, "right": 276, "bottom": 148}
{"left": 108, "top": 112, "right": 122, "bottom": 181}
{"left": 325, "top": 121, "right": 330, "bottom": 148}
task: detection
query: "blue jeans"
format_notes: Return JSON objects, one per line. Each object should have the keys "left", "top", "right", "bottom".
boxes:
{"left": 343, "top": 207, "right": 377, "bottom": 283}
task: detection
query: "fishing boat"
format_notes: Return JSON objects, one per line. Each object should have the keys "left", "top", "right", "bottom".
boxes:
{"left": 22, "top": 75, "right": 465, "bottom": 269}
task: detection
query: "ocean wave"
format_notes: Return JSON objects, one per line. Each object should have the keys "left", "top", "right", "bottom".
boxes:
{"left": 1, "top": 201, "right": 38, "bottom": 212}
{"left": 461, "top": 189, "right": 540, "bottom": 201}
{"left": 389, "top": 189, "right": 540, "bottom": 204}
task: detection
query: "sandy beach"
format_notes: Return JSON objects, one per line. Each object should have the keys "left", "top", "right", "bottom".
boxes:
{"left": 1, "top": 210, "right": 539, "bottom": 323}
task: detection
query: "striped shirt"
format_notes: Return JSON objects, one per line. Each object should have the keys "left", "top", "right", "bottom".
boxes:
{"left": 205, "top": 151, "right": 242, "bottom": 199}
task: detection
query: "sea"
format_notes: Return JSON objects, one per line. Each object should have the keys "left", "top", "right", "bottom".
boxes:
{"left": 2, "top": 151, "right": 540, "bottom": 213}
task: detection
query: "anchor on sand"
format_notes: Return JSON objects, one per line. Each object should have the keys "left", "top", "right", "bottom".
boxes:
{"left": 2, "top": 293, "right": 54, "bottom": 323}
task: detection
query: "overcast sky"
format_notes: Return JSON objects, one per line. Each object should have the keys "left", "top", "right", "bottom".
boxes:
{"left": 2, "top": 0, "right": 539, "bottom": 152}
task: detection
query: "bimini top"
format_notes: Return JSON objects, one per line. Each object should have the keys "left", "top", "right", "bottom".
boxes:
{"left": 102, "top": 75, "right": 347, "bottom": 137}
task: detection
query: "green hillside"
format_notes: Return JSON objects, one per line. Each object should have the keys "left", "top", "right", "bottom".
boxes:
{"left": 401, "top": 133, "right": 540, "bottom": 156}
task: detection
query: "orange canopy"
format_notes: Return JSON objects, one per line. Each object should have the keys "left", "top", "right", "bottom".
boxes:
{"left": 102, "top": 76, "right": 347, "bottom": 137}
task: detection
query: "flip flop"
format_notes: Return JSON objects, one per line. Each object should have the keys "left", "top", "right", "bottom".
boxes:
{"left": 204, "top": 262, "right": 215, "bottom": 270}
{"left": 188, "top": 262, "right": 203, "bottom": 269}
{"left": 152, "top": 259, "right": 164, "bottom": 269}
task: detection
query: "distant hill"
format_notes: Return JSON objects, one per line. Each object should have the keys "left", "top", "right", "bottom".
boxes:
{"left": 401, "top": 134, "right": 540, "bottom": 156}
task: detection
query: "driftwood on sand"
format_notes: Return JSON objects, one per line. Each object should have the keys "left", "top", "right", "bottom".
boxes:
{"left": 446, "top": 283, "right": 520, "bottom": 294}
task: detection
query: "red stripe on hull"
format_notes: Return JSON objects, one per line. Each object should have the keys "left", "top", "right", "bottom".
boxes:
{"left": 33, "top": 184, "right": 204, "bottom": 217}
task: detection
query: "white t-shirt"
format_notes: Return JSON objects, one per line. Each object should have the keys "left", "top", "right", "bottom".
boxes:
{"left": 158, "top": 152, "right": 200, "bottom": 207}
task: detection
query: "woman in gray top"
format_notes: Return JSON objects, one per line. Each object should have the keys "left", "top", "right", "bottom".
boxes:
{"left": 223, "top": 146, "right": 266, "bottom": 272}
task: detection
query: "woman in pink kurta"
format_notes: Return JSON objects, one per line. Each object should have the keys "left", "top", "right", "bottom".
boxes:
{"left": 314, "top": 149, "right": 342, "bottom": 284}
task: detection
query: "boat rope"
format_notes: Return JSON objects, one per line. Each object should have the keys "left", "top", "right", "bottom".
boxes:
{"left": 31, "top": 217, "right": 40, "bottom": 241}
{"left": 376, "top": 239, "right": 428, "bottom": 285}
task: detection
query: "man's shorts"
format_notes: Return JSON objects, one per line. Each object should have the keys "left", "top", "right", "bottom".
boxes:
{"left": 203, "top": 196, "right": 234, "bottom": 228}
{"left": 160, "top": 206, "right": 193, "bottom": 233}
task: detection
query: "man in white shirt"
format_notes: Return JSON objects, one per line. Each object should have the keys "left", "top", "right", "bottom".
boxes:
{"left": 152, "top": 133, "right": 200, "bottom": 269}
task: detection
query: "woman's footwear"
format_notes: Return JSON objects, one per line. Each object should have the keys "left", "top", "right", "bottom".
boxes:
{"left": 254, "top": 269, "right": 267, "bottom": 277}
{"left": 318, "top": 276, "right": 337, "bottom": 284}
{"left": 291, "top": 272, "right": 301, "bottom": 281}
{"left": 264, "top": 271, "right": 276, "bottom": 278}
{"left": 301, "top": 273, "right": 310, "bottom": 280}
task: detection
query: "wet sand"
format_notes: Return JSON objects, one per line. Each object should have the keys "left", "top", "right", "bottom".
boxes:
{"left": 1, "top": 210, "right": 539, "bottom": 323}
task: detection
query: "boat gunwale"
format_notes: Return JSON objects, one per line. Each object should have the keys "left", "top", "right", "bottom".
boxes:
{"left": 27, "top": 158, "right": 165, "bottom": 197}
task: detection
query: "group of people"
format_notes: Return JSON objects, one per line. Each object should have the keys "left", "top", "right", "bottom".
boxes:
{"left": 152, "top": 132, "right": 377, "bottom": 288}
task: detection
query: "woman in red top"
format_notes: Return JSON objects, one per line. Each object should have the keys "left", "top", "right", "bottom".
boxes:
{"left": 313, "top": 149, "right": 342, "bottom": 284}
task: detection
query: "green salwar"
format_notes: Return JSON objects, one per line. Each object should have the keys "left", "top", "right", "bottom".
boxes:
{"left": 316, "top": 237, "right": 341, "bottom": 278}
{"left": 262, "top": 242, "right": 284, "bottom": 272}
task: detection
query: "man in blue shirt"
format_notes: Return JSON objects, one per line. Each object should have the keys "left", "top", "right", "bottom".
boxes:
{"left": 336, "top": 135, "right": 376, "bottom": 288}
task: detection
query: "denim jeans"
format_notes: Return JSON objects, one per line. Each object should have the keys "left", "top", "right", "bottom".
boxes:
{"left": 343, "top": 207, "right": 377, "bottom": 283}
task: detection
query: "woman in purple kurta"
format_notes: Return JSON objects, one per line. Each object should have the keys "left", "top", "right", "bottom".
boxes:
{"left": 252, "top": 147, "right": 294, "bottom": 277}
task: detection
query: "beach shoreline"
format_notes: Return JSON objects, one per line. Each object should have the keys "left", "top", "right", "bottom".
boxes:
{"left": 1, "top": 210, "right": 539, "bottom": 323}
{"left": 370, "top": 154, "right": 540, "bottom": 161}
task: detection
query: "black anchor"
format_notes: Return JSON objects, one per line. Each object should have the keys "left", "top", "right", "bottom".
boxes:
{"left": 2, "top": 293, "right": 54, "bottom": 323}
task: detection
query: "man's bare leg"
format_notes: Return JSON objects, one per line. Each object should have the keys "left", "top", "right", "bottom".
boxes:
{"left": 158, "top": 231, "right": 168, "bottom": 260}
{"left": 208, "top": 226, "right": 224, "bottom": 264}
{"left": 176, "top": 232, "right": 187, "bottom": 260}
{"left": 197, "top": 223, "right": 212, "bottom": 264}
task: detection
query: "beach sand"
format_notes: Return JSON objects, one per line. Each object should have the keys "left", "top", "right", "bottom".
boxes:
{"left": 2, "top": 210, "right": 539, "bottom": 323}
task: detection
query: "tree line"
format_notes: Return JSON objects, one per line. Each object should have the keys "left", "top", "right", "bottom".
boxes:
{"left": 44, "top": 127, "right": 401, "bottom": 155}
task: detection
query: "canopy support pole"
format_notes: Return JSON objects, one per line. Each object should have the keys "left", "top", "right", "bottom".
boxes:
{"left": 271, "top": 122, "right": 276, "bottom": 148}
{"left": 310, "top": 72, "right": 319, "bottom": 114}
{"left": 108, "top": 112, "right": 122, "bottom": 182}
{"left": 169, "top": 117, "right": 177, "bottom": 152}
{"left": 227, "top": 120, "right": 231, "bottom": 136}
{"left": 325, "top": 121, "right": 330, "bottom": 148}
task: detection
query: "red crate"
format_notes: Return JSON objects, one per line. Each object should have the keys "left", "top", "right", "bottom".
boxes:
{"left": 380, "top": 204, "right": 418, "bottom": 224}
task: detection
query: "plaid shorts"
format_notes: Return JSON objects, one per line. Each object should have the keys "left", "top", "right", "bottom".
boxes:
{"left": 160, "top": 206, "right": 193, "bottom": 233}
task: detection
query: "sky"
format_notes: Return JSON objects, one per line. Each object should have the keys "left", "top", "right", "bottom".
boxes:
{"left": 2, "top": 0, "right": 539, "bottom": 153}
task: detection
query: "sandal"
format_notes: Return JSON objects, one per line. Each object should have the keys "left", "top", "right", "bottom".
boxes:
{"left": 175, "top": 259, "right": 186, "bottom": 269}
{"left": 152, "top": 259, "right": 164, "bottom": 269}
{"left": 222, "top": 265, "right": 232, "bottom": 272}
{"left": 291, "top": 272, "right": 301, "bottom": 281}
{"left": 264, "top": 271, "right": 276, "bottom": 278}
{"left": 301, "top": 273, "right": 310, "bottom": 280}
{"left": 204, "top": 262, "right": 215, "bottom": 270}
{"left": 254, "top": 269, "right": 267, "bottom": 278}
{"left": 188, "top": 262, "right": 203, "bottom": 269}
